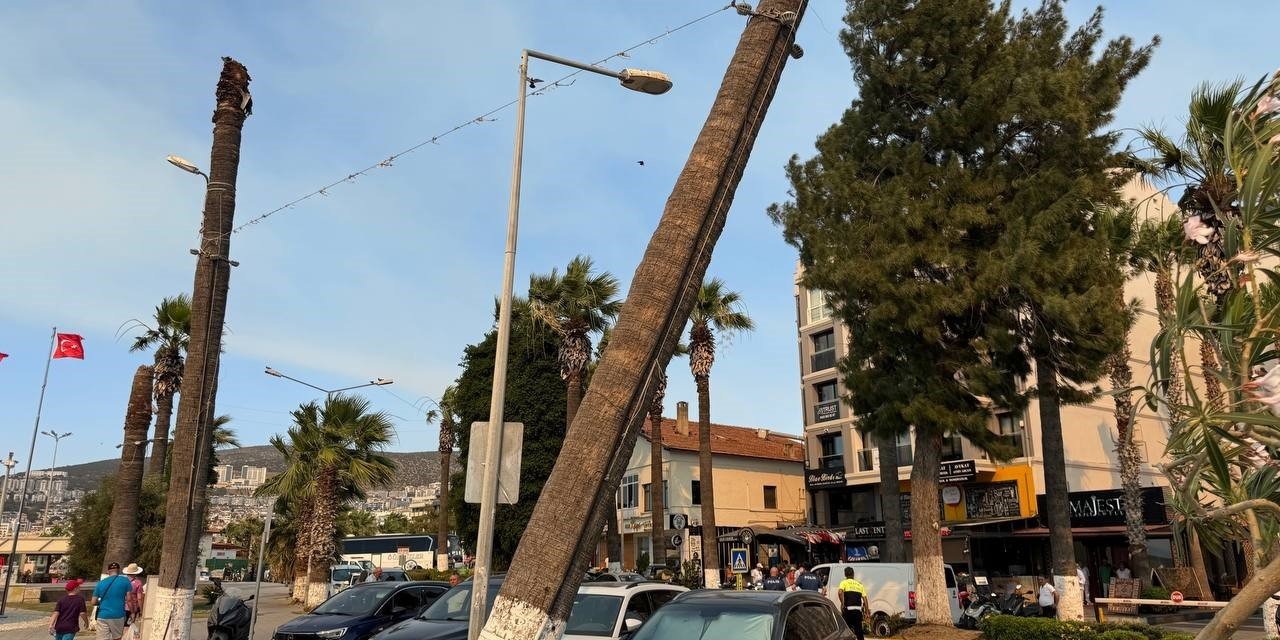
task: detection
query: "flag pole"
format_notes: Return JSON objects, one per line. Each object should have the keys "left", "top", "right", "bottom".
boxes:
{"left": 0, "top": 327, "right": 56, "bottom": 617}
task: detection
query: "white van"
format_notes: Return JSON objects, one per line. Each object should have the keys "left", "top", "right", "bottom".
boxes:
{"left": 811, "top": 562, "right": 961, "bottom": 636}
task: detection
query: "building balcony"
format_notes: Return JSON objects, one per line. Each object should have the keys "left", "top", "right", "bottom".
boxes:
{"left": 856, "top": 449, "right": 875, "bottom": 472}
{"left": 810, "top": 350, "right": 837, "bottom": 373}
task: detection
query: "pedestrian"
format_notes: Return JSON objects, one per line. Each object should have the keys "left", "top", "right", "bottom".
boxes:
{"left": 1115, "top": 562, "right": 1132, "bottom": 581}
{"left": 1078, "top": 565, "right": 1091, "bottom": 606}
{"left": 750, "top": 563, "right": 764, "bottom": 587}
{"left": 1037, "top": 576, "right": 1058, "bottom": 619}
{"left": 1099, "top": 560, "right": 1113, "bottom": 598}
{"left": 796, "top": 563, "right": 824, "bottom": 594}
{"left": 49, "top": 579, "right": 89, "bottom": 640}
{"left": 123, "top": 563, "right": 146, "bottom": 639}
{"left": 91, "top": 562, "right": 133, "bottom": 640}
{"left": 785, "top": 564, "right": 797, "bottom": 590}
{"left": 762, "top": 566, "right": 786, "bottom": 591}
{"left": 837, "top": 567, "right": 868, "bottom": 640}
{"left": 449, "top": 572, "right": 461, "bottom": 587}
{"left": 365, "top": 567, "right": 383, "bottom": 582}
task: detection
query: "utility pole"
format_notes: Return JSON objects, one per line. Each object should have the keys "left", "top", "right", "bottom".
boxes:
{"left": 152, "top": 57, "right": 252, "bottom": 640}
{"left": 38, "top": 431, "right": 71, "bottom": 531}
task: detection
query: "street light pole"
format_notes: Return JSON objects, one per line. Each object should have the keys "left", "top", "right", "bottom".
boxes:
{"left": 0, "top": 452, "right": 15, "bottom": 605}
{"left": 263, "top": 366, "right": 394, "bottom": 400}
{"left": 467, "top": 49, "right": 671, "bottom": 640}
{"left": 39, "top": 431, "right": 71, "bottom": 531}
{"left": 247, "top": 497, "right": 276, "bottom": 640}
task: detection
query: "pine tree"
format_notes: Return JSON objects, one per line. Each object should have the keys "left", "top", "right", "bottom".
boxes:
{"left": 771, "top": 0, "right": 1153, "bottom": 624}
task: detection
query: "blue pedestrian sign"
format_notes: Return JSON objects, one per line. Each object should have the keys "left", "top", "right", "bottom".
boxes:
{"left": 730, "top": 548, "right": 749, "bottom": 574}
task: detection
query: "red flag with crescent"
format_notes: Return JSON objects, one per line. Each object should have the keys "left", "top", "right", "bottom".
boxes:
{"left": 53, "top": 334, "right": 84, "bottom": 359}
{"left": 0, "top": 353, "right": 7, "bottom": 363}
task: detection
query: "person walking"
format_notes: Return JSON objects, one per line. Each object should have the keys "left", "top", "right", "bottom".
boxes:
{"left": 1115, "top": 562, "right": 1132, "bottom": 581}
{"left": 1099, "top": 561, "right": 1113, "bottom": 598}
{"left": 1037, "top": 576, "right": 1058, "bottom": 619}
{"left": 1078, "top": 565, "right": 1091, "bottom": 606}
{"left": 750, "top": 563, "right": 764, "bottom": 588}
{"left": 123, "top": 564, "right": 145, "bottom": 639}
{"left": 762, "top": 566, "right": 786, "bottom": 591}
{"left": 837, "top": 567, "right": 868, "bottom": 640}
{"left": 49, "top": 579, "right": 89, "bottom": 640}
{"left": 91, "top": 562, "right": 133, "bottom": 640}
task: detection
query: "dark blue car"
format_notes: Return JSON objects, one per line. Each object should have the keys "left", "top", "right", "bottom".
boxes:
{"left": 369, "top": 576, "right": 504, "bottom": 640}
{"left": 273, "top": 581, "right": 450, "bottom": 640}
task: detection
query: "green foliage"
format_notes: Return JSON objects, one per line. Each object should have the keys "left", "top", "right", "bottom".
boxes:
{"left": 450, "top": 312, "right": 568, "bottom": 569}
{"left": 1138, "top": 587, "right": 1177, "bottom": 614}
{"left": 981, "top": 616, "right": 1188, "bottom": 640}
{"left": 337, "top": 509, "right": 378, "bottom": 538}
{"left": 223, "top": 516, "right": 265, "bottom": 565}
{"left": 674, "top": 560, "right": 704, "bottom": 589}
{"left": 1099, "top": 631, "right": 1148, "bottom": 640}
{"left": 66, "top": 474, "right": 168, "bottom": 578}
{"left": 636, "top": 551, "right": 651, "bottom": 575}
{"left": 405, "top": 567, "right": 471, "bottom": 581}
{"left": 380, "top": 513, "right": 410, "bottom": 534}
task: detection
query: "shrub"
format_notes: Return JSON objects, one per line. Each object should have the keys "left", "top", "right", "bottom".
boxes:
{"left": 980, "top": 615, "right": 1183, "bottom": 640}
{"left": 1138, "top": 587, "right": 1177, "bottom": 614}
{"left": 637, "top": 551, "right": 651, "bottom": 575}
{"left": 1095, "top": 622, "right": 1162, "bottom": 640}
{"left": 406, "top": 567, "right": 471, "bottom": 582}
{"left": 1099, "top": 631, "right": 1147, "bottom": 640}
{"left": 1158, "top": 633, "right": 1194, "bottom": 640}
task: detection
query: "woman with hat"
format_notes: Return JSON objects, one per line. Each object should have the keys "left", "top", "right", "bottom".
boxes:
{"left": 49, "top": 579, "right": 89, "bottom": 640}
{"left": 122, "top": 563, "right": 146, "bottom": 637}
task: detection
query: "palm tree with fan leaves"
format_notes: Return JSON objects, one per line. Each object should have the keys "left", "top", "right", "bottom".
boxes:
{"left": 687, "top": 278, "right": 754, "bottom": 587}
{"left": 128, "top": 294, "right": 191, "bottom": 477}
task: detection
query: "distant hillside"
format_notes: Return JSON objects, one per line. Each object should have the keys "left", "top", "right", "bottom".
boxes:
{"left": 52, "top": 445, "right": 456, "bottom": 491}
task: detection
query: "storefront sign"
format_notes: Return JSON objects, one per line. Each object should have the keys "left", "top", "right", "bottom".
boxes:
{"left": 939, "top": 459, "right": 977, "bottom": 484}
{"left": 846, "top": 523, "right": 885, "bottom": 540}
{"left": 806, "top": 467, "right": 846, "bottom": 489}
{"left": 1035, "top": 487, "right": 1167, "bottom": 527}
{"left": 815, "top": 401, "right": 840, "bottom": 422}
{"left": 942, "top": 486, "right": 962, "bottom": 505}
{"left": 965, "top": 482, "right": 1021, "bottom": 519}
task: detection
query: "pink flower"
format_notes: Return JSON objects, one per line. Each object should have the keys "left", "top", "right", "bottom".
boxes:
{"left": 1256, "top": 95, "right": 1280, "bottom": 119}
{"left": 1184, "top": 215, "right": 1215, "bottom": 245}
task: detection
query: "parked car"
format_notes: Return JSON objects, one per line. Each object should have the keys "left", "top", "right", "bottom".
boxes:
{"left": 369, "top": 575, "right": 505, "bottom": 640}
{"left": 563, "top": 581, "right": 687, "bottom": 639}
{"left": 586, "top": 571, "right": 647, "bottom": 583}
{"left": 376, "top": 569, "right": 411, "bottom": 582}
{"left": 273, "top": 581, "right": 450, "bottom": 640}
{"left": 810, "top": 562, "right": 961, "bottom": 635}
{"left": 628, "top": 590, "right": 854, "bottom": 640}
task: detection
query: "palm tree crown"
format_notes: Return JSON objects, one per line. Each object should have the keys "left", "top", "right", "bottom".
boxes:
{"left": 688, "top": 278, "right": 755, "bottom": 378}
{"left": 528, "top": 255, "right": 622, "bottom": 381}
{"left": 129, "top": 294, "right": 192, "bottom": 399}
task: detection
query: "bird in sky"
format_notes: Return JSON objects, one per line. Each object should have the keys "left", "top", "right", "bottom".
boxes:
{"left": 528, "top": 78, "right": 544, "bottom": 89}
{"left": 637, "top": 160, "right": 645, "bottom": 166}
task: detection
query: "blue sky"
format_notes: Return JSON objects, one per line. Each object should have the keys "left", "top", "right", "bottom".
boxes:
{"left": 0, "top": 1, "right": 1275, "bottom": 469}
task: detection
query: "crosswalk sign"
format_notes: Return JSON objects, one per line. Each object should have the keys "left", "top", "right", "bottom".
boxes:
{"left": 730, "top": 548, "right": 749, "bottom": 574}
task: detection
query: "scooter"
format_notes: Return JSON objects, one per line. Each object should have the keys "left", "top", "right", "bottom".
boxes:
{"left": 1016, "top": 590, "right": 1042, "bottom": 618}
{"left": 207, "top": 592, "right": 254, "bottom": 640}
{"left": 957, "top": 591, "right": 1001, "bottom": 629}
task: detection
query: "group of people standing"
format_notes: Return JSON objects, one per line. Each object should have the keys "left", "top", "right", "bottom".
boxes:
{"left": 48, "top": 562, "right": 147, "bottom": 640}
{"left": 747, "top": 562, "right": 823, "bottom": 592}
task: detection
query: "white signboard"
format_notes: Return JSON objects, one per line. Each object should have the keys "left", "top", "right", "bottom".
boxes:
{"left": 464, "top": 421, "right": 524, "bottom": 504}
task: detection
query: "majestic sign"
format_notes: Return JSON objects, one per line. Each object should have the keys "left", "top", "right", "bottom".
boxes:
{"left": 939, "top": 459, "right": 977, "bottom": 484}
{"left": 965, "top": 482, "right": 1022, "bottom": 519}
{"left": 815, "top": 401, "right": 840, "bottom": 422}
{"left": 1035, "top": 487, "right": 1167, "bottom": 527}
{"left": 806, "top": 467, "right": 846, "bottom": 489}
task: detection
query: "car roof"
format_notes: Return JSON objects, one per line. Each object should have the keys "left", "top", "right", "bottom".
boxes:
{"left": 577, "top": 582, "right": 687, "bottom": 594}
{"left": 669, "top": 590, "right": 828, "bottom": 609}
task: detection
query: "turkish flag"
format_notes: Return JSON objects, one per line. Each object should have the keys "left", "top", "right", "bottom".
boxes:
{"left": 53, "top": 334, "right": 84, "bottom": 359}
{"left": 0, "top": 353, "right": 7, "bottom": 363}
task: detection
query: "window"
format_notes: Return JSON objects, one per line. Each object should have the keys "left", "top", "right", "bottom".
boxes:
{"left": 818, "top": 433, "right": 843, "bottom": 469}
{"left": 783, "top": 603, "right": 841, "bottom": 640}
{"left": 941, "top": 432, "right": 964, "bottom": 462}
{"left": 647, "top": 589, "right": 680, "bottom": 608}
{"left": 621, "top": 474, "right": 640, "bottom": 509}
{"left": 625, "top": 591, "right": 656, "bottom": 621}
{"left": 811, "top": 330, "right": 836, "bottom": 372}
{"left": 896, "top": 431, "right": 914, "bottom": 466}
{"left": 997, "top": 412, "right": 1025, "bottom": 456}
{"left": 807, "top": 289, "right": 833, "bottom": 323}
{"left": 813, "top": 380, "right": 840, "bottom": 423}
{"left": 691, "top": 480, "right": 701, "bottom": 506}
{"left": 763, "top": 486, "right": 778, "bottom": 510}
{"left": 643, "top": 483, "right": 652, "bottom": 513}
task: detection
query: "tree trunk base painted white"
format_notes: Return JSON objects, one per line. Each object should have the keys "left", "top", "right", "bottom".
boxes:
{"left": 608, "top": 561, "right": 622, "bottom": 574}
{"left": 146, "top": 585, "right": 194, "bottom": 640}
{"left": 477, "top": 594, "right": 563, "bottom": 640}
{"left": 1262, "top": 593, "right": 1279, "bottom": 639}
{"left": 1054, "top": 574, "right": 1085, "bottom": 621}
{"left": 293, "top": 575, "right": 306, "bottom": 603}
{"left": 305, "top": 580, "right": 329, "bottom": 609}
{"left": 704, "top": 569, "right": 720, "bottom": 589}
{"left": 437, "top": 553, "right": 450, "bottom": 571}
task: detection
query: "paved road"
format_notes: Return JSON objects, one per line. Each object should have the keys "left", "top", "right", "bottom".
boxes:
{"left": 0, "top": 582, "right": 301, "bottom": 640}
{"left": 1158, "top": 613, "right": 1267, "bottom": 639}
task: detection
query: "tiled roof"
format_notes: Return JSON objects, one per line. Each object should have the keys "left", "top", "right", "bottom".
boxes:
{"left": 640, "top": 417, "right": 805, "bottom": 462}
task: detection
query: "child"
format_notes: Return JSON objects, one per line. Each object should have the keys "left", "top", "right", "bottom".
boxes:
{"left": 48, "top": 579, "right": 89, "bottom": 640}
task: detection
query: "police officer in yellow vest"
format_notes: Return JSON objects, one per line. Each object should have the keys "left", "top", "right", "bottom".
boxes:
{"left": 838, "top": 567, "right": 869, "bottom": 640}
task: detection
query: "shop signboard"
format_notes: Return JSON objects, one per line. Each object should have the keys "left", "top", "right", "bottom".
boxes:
{"left": 1035, "top": 487, "right": 1167, "bottom": 527}
{"left": 846, "top": 523, "right": 885, "bottom": 540}
{"left": 806, "top": 467, "right": 846, "bottom": 489}
{"left": 939, "top": 459, "right": 977, "bottom": 484}
{"left": 965, "top": 482, "right": 1022, "bottom": 519}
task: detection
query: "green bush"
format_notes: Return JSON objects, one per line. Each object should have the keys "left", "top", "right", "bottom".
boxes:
{"left": 406, "top": 567, "right": 471, "bottom": 582}
{"left": 637, "top": 551, "right": 651, "bottom": 575}
{"left": 1138, "top": 587, "right": 1177, "bottom": 614}
{"left": 1158, "top": 633, "right": 1194, "bottom": 640}
{"left": 979, "top": 615, "right": 1182, "bottom": 640}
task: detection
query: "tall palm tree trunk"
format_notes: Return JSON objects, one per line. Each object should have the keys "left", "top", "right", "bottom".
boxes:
{"left": 1037, "top": 357, "right": 1083, "bottom": 620}
{"left": 437, "top": 445, "right": 452, "bottom": 571}
{"left": 149, "top": 389, "right": 175, "bottom": 477}
{"left": 154, "top": 57, "right": 251, "bottom": 640}
{"left": 478, "top": 4, "right": 806, "bottom": 636}
{"left": 292, "top": 498, "right": 313, "bottom": 603}
{"left": 103, "top": 366, "right": 154, "bottom": 569}
{"left": 1108, "top": 318, "right": 1150, "bottom": 586}
{"left": 911, "top": 430, "right": 950, "bottom": 625}
{"left": 306, "top": 469, "right": 339, "bottom": 608}
{"left": 877, "top": 435, "right": 905, "bottom": 562}
{"left": 649, "top": 371, "right": 668, "bottom": 569}
{"left": 566, "top": 370, "right": 584, "bottom": 427}
{"left": 695, "top": 375, "right": 720, "bottom": 587}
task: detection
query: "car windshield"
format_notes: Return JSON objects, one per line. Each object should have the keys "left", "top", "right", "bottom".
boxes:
{"left": 563, "top": 594, "right": 623, "bottom": 637}
{"left": 617, "top": 573, "right": 645, "bottom": 582}
{"left": 330, "top": 568, "right": 359, "bottom": 583}
{"left": 419, "top": 583, "right": 501, "bottom": 621}
{"left": 312, "top": 584, "right": 397, "bottom": 616}
{"left": 629, "top": 607, "right": 774, "bottom": 640}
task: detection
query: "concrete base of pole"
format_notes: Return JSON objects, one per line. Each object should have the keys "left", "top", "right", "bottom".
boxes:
{"left": 477, "top": 594, "right": 563, "bottom": 640}
{"left": 148, "top": 585, "right": 195, "bottom": 640}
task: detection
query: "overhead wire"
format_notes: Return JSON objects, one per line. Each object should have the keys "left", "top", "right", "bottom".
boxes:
{"left": 224, "top": 4, "right": 735, "bottom": 238}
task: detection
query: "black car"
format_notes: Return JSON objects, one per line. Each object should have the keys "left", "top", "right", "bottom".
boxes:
{"left": 627, "top": 590, "right": 855, "bottom": 640}
{"left": 273, "top": 581, "right": 450, "bottom": 640}
{"left": 369, "top": 576, "right": 504, "bottom": 640}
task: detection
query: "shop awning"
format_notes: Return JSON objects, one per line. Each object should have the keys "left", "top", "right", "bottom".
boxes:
{"left": 947, "top": 516, "right": 1034, "bottom": 528}
{"left": 1009, "top": 524, "right": 1171, "bottom": 538}
{"left": 716, "top": 527, "right": 809, "bottom": 545}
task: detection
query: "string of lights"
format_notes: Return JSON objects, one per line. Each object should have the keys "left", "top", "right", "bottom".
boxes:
{"left": 226, "top": 4, "right": 735, "bottom": 237}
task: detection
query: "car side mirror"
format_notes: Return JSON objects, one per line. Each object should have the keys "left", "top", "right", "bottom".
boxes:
{"left": 624, "top": 618, "right": 643, "bottom": 633}
{"left": 246, "top": 595, "right": 255, "bottom": 602}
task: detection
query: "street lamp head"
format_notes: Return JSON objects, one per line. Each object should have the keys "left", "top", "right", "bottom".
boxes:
{"left": 166, "top": 154, "right": 204, "bottom": 175}
{"left": 372, "top": 378, "right": 394, "bottom": 386}
{"left": 264, "top": 367, "right": 283, "bottom": 378}
{"left": 618, "top": 69, "right": 673, "bottom": 95}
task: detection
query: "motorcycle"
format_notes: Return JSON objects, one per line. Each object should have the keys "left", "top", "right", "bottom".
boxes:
{"left": 207, "top": 592, "right": 255, "bottom": 640}
{"left": 957, "top": 591, "right": 1001, "bottom": 629}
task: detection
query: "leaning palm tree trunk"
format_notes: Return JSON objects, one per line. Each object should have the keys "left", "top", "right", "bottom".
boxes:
{"left": 103, "top": 366, "right": 154, "bottom": 569}
{"left": 649, "top": 371, "right": 668, "bottom": 569}
{"left": 149, "top": 387, "right": 176, "bottom": 477}
{"left": 478, "top": 4, "right": 806, "bottom": 637}
{"left": 153, "top": 57, "right": 251, "bottom": 640}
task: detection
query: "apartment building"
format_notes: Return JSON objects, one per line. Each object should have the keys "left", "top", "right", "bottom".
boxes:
{"left": 790, "top": 180, "right": 1225, "bottom": 594}
{"left": 606, "top": 401, "right": 807, "bottom": 570}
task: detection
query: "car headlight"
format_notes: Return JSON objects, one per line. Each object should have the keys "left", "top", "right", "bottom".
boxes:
{"left": 316, "top": 628, "right": 348, "bottom": 639}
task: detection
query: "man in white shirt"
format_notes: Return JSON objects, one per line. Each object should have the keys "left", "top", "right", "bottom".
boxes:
{"left": 1038, "top": 576, "right": 1058, "bottom": 618}
{"left": 1077, "top": 565, "right": 1090, "bottom": 606}
{"left": 750, "top": 563, "right": 764, "bottom": 588}
{"left": 1116, "top": 563, "right": 1132, "bottom": 580}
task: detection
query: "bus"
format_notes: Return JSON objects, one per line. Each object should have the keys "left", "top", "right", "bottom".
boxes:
{"left": 339, "top": 534, "right": 465, "bottom": 571}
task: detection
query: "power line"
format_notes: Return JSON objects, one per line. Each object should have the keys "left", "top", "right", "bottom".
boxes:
{"left": 226, "top": 4, "right": 733, "bottom": 237}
